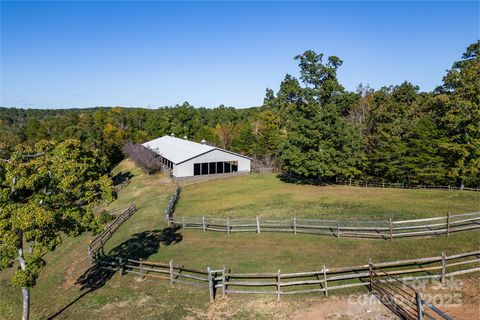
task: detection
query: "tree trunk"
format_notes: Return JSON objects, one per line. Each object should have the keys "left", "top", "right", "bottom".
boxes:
{"left": 17, "top": 233, "right": 30, "bottom": 320}
{"left": 22, "top": 287, "right": 30, "bottom": 320}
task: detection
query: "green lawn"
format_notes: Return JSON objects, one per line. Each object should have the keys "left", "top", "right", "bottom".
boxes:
{"left": 175, "top": 174, "right": 480, "bottom": 220}
{"left": 1, "top": 161, "right": 478, "bottom": 320}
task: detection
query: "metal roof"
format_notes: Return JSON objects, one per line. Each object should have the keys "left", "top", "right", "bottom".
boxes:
{"left": 142, "top": 135, "right": 251, "bottom": 164}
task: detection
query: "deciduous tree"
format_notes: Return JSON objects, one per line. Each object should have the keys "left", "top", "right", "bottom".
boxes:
{"left": 0, "top": 140, "right": 115, "bottom": 320}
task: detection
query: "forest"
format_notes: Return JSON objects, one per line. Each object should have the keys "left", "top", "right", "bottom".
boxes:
{"left": 1, "top": 41, "right": 479, "bottom": 187}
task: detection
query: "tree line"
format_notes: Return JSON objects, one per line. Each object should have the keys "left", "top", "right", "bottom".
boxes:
{"left": 1, "top": 41, "right": 478, "bottom": 187}
{"left": 0, "top": 41, "right": 478, "bottom": 319}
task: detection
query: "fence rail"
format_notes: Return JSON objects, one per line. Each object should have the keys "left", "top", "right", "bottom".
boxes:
{"left": 165, "top": 186, "right": 180, "bottom": 221}
{"left": 170, "top": 211, "right": 480, "bottom": 240}
{"left": 88, "top": 203, "right": 136, "bottom": 259}
{"left": 337, "top": 178, "right": 480, "bottom": 192}
{"left": 370, "top": 265, "right": 453, "bottom": 319}
{"left": 87, "top": 188, "right": 480, "bottom": 314}
{"left": 99, "top": 250, "right": 480, "bottom": 303}
{"left": 174, "top": 172, "right": 250, "bottom": 186}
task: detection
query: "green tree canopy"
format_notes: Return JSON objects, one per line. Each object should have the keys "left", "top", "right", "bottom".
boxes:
{"left": 0, "top": 139, "right": 115, "bottom": 320}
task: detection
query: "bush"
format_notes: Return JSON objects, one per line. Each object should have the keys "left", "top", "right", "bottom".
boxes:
{"left": 98, "top": 210, "right": 114, "bottom": 225}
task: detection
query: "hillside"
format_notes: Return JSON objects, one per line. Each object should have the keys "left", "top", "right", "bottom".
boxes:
{"left": 1, "top": 162, "right": 478, "bottom": 319}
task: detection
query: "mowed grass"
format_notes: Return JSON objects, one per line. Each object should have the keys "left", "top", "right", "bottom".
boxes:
{"left": 143, "top": 230, "right": 480, "bottom": 273}
{"left": 175, "top": 174, "right": 480, "bottom": 220}
{"left": 1, "top": 162, "right": 479, "bottom": 319}
{"left": 103, "top": 169, "right": 479, "bottom": 273}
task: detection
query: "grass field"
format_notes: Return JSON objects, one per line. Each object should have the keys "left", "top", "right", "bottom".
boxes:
{"left": 1, "top": 160, "right": 478, "bottom": 319}
{"left": 175, "top": 174, "right": 480, "bottom": 220}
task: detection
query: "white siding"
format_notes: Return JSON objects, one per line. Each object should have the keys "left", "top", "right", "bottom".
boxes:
{"left": 173, "top": 149, "right": 250, "bottom": 178}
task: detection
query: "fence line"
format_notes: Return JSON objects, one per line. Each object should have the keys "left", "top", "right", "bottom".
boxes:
{"left": 251, "top": 167, "right": 275, "bottom": 174}
{"left": 165, "top": 186, "right": 180, "bottom": 221}
{"left": 98, "top": 250, "right": 480, "bottom": 302}
{"left": 337, "top": 178, "right": 480, "bottom": 192}
{"left": 175, "top": 172, "right": 250, "bottom": 186}
{"left": 171, "top": 211, "right": 480, "bottom": 240}
{"left": 87, "top": 189, "right": 480, "bottom": 308}
{"left": 88, "top": 203, "right": 136, "bottom": 259}
{"left": 370, "top": 264, "right": 453, "bottom": 319}
{"left": 165, "top": 185, "right": 479, "bottom": 240}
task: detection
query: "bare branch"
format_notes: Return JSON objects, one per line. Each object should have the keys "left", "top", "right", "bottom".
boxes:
{"left": 122, "top": 142, "right": 161, "bottom": 174}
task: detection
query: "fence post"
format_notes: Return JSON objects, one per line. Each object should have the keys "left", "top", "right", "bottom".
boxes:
{"left": 416, "top": 291, "right": 423, "bottom": 320}
{"left": 293, "top": 217, "right": 297, "bottom": 235}
{"left": 277, "top": 269, "right": 281, "bottom": 301}
{"left": 227, "top": 217, "right": 230, "bottom": 235}
{"left": 118, "top": 257, "right": 123, "bottom": 275}
{"left": 222, "top": 266, "right": 226, "bottom": 297}
{"left": 337, "top": 219, "right": 340, "bottom": 238}
{"left": 169, "top": 260, "right": 174, "bottom": 287}
{"left": 365, "top": 181, "right": 367, "bottom": 188}
{"left": 256, "top": 216, "right": 261, "bottom": 234}
{"left": 202, "top": 216, "right": 206, "bottom": 232}
{"left": 441, "top": 251, "right": 446, "bottom": 283}
{"left": 389, "top": 218, "right": 393, "bottom": 240}
{"left": 446, "top": 213, "right": 450, "bottom": 236}
{"left": 139, "top": 258, "right": 144, "bottom": 280}
{"left": 182, "top": 216, "right": 185, "bottom": 229}
{"left": 349, "top": 177, "right": 352, "bottom": 186}
{"left": 368, "top": 258, "right": 372, "bottom": 292}
{"left": 323, "top": 265, "right": 328, "bottom": 297}
{"left": 208, "top": 267, "right": 214, "bottom": 302}
{"left": 448, "top": 185, "right": 450, "bottom": 191}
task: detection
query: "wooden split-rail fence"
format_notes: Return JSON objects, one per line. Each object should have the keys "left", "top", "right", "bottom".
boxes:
{"left": 165, "top": 186, "right": 480, "bottom": 239}
{"left": 370, "top": 265, "right": 454, "bottom": 319}
{"left": 88, "top": 203, "right": 136, "bottom": 259}
{"left": 337, "top": 178, "right": 480, "bottom": 192}
{"left": 87, "top": 189, "right": 480, "bottom": 309}
{"left": 164, "top": 186, "right": 180, "bottom": 221}
{"left": 98, "top": 250, "right": 480, "bottom": 303}
{"left": 170, "top": 212, "right": 480, "bottom": 239}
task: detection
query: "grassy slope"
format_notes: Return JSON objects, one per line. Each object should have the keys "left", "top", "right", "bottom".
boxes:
{"left": 0, "top": 160, "right": 209, "bottom": 320}
{"left": 1, "top": 163, "right": 478, "bottom": 319}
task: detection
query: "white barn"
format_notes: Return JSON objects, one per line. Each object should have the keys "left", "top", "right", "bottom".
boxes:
{"left": 142, "top": 135, "right": 251, "bottom": 178}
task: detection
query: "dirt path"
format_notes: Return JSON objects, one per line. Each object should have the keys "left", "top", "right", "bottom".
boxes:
{"left": 290, "top": 276, "right": 480, "bottom": 320}
{"left": 187, "top": 277, "right": 480, "bottom": 320}
{"left": 290, "top": 295, "right": 396, "bottom": 320}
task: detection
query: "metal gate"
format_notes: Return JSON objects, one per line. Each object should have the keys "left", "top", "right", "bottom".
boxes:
{"left": 369, "top": 264, "right": 453, "bottom": 320}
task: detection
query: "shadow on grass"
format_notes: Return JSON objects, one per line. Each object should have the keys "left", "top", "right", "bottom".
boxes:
{"left": 277, "top": 173, "right": 333, "bottom": 186}
{"left": 47, "top": 226, "right": 182, "bottom": 319}
{"left": 112, "top": 171, "right": 134, "bottom": 186}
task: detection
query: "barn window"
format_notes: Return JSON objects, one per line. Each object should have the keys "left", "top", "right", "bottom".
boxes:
{"left": 194, "top": 161, "right": 240, "bottom": 176}
{"left": 209, "top": 162, "right": 216, "bottom": 174}
{"left": 201, "top": 163, "right": 209, "bottom": 175}
{"left": 194, "top": 163, "right": 201, "bottom": 175}
{"left": 216, "top": 162, "right": 224, "bottom": 174}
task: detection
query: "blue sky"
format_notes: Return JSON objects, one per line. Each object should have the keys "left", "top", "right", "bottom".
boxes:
{"left": 1, "top": 1, "right": 478, "bottom": 109}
